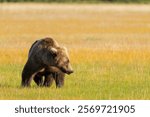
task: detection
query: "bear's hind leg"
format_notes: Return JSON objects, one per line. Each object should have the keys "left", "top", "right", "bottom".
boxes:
{"left": 22, "top": 67, "right": 35, "bottom": 87}
{"left": 21, "top": 61, "right": 42, "bottom": 87}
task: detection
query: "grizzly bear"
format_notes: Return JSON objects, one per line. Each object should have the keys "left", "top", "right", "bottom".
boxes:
{"left": 21, "top": 37, "right": 73, "bottom": 87}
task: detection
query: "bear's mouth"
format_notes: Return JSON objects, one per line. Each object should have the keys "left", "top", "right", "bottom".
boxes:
{"left": 60, "top": 67, "right": 73, "bottom": 75}
{"left": 60, "top": 67, "right": 67, "bottom": 74}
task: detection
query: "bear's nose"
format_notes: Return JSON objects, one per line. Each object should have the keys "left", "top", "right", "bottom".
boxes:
{"left": 67, "top": 70, "right": 74, "bottom": 74}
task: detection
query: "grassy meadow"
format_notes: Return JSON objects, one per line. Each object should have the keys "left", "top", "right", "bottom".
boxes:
{"left": 0, "top": 3, "right": 150, "bottom": 99}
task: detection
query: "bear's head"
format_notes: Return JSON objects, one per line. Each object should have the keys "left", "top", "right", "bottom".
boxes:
{"left": 49, "top": 46, "right": 74, "bottom": 75}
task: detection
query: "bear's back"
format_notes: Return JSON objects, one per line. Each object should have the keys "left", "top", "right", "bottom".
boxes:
{"left": 28, "top": 37, "right": 59, "bottom": 58}
{"left": 42, "top": 37, "right": 59, "bottom": 47}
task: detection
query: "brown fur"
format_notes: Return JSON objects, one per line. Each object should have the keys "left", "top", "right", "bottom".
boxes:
{"left": 21, "top": 37, "right": 73, "bottom": 87}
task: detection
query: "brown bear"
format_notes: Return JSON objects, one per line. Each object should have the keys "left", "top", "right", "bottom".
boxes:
{"left": 21, "top": 37, "right": 73, "bottom": 87}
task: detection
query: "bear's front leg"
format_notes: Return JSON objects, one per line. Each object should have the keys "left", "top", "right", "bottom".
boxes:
{"left": 43, "top": 74, "right": 54, "bottom": 87}
{"left": 44, "top": 66, "right": 65, "bottom": 88}
{"left": 53, "top": 72, "right": 65, "bottom": 88}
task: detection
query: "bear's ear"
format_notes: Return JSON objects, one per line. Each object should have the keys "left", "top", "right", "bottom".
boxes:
{"left": 49, "top": 47, "right": 58, "bottom": 55}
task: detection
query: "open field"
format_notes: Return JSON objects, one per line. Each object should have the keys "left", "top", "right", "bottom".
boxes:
{"left": 0, "top": 3, "right": 150, "bottom": 99}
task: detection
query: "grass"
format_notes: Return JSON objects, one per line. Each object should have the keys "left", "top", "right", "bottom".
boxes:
{"left": 0, "top": 3, "right": 150, "bottom": 99}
